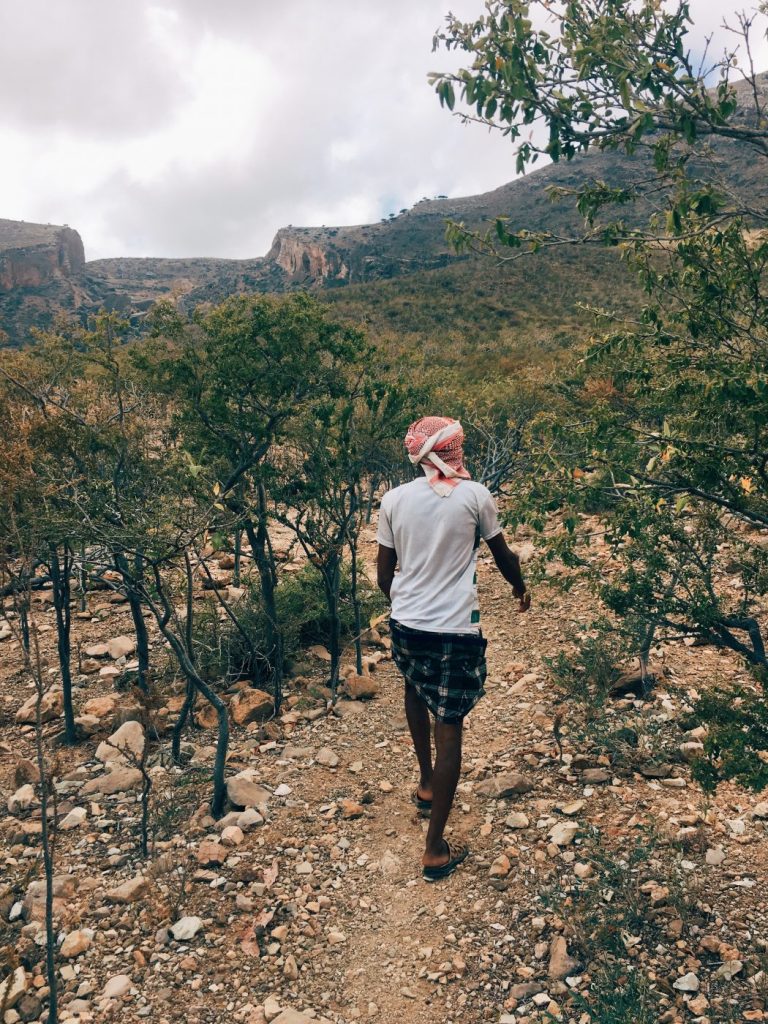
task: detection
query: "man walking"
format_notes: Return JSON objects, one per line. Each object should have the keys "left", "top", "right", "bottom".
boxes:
{"left": 377, "top": 416, "right": 530, "bottom": 881}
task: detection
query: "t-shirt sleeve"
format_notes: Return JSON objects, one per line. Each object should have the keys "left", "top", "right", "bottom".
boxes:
{"left": 478, "top": 487, "right": 503, "bottom": 541}
{"left": 376, "top": 493, "right": 395, "bottom": 549}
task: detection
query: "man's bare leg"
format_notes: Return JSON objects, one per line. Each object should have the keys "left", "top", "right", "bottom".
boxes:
{"left": 423, "top": 719, "right": 463, "bottom": 867}
{"left": 404, "top": 683, "right": 433, "bottom": 801}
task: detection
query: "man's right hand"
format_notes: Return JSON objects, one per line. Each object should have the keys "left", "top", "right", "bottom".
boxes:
{"left": 487, "top": 534, "right": 530, "bottom": 611}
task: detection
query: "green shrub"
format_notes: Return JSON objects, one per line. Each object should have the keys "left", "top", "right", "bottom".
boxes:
{"left": 191, "top": 561, "right": 385, "bottom": 690}
{"left": 547, "top": 623, "right": 624, "bottom": 713}
{"left": 568, "top": 962, "right": 657, "bottom": 1024}
{"left": 691, "top": 686, "right": 768, "bottom": 794}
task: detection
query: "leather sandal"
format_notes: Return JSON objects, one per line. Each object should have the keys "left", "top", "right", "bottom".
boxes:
{"left": 422, "top": 841, "right": 469, "bottom": 882}
{"left": 411, "top": 789, "right": 432, "bottom": 816}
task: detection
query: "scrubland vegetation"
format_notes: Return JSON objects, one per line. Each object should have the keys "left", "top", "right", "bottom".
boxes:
{"left": 2, "top": 2, "right": 768, "bottom": 1023}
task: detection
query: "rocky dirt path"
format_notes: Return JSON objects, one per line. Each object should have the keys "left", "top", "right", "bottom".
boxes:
{"left": 2, "top": 540, "right": 768, "bottom": 1024}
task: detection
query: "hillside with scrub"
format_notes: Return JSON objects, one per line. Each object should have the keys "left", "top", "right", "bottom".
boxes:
{"left": 1, "top": 3, "right": 768, "bottom": 1024}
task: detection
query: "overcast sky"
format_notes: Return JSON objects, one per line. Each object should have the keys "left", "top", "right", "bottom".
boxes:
{"left": 1, "top": 0, "right": 764, "bottom": 261}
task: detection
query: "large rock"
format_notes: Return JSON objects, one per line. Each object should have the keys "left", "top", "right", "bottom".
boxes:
{"left": 8, "top": 784, "right": 36, "bottom": 815}
{"left": 170, "top": 916, "right": 203, "bottom": 941}
{"left": 548, "top": 936, "right": 580, "bottom": 980}
{"left": 272, "top": 1010, "right": 314, "bottom": 1024}
{"left": 197, "top": 840, "right": 227, "bottom": 866}
{"left": 106, "top": 875, "right": 150, "bottom": 904}
{"left": 59, "top": 806, "right": 87, "bottom": 830}
{"left": 549, "top": 821, "right": 579, "bottom": 847}
{"left": 0, "top": 967, "right": 27, "bottom": 1010}
{"left": 83, "top": 642, "right": 109, "bottom": 658}
{"left": 23, "top": 875, "right": 77, "bottom": 922}
{"left": 226, "top": 773, "right": 271, "bottom": 810}
{"left": 15, "top": 688, "right": 63, "bottom": 724}
{"left": 102, "top": 974, "right": 132, "bottom": 999}
{"left": 81, "top": 766, "right": 142, "bottom": 795}
{"left": 60, "top": 929, "right": 92, "bottom": 958}
{"left": 107, "top": 635, "right": 136, "bottom": 659}
{"left": 475, "top": 772, "right": 534, "bottom": 799}
{"left": 95, "top": 720, "right": 145, "bottom": 766}
{"left": 74, "top": 714, "right": 101, "bottom": 738}
{"left": 230, "top": 688, "right": 274, "bottom": 726}
{"left": 82, "top": 694, "right": 118, "bottom": 719}
{"left": 343, "top": 675, "right": 380, "bottom": 700}
{"left": 13, "top": 758, "right": 40, "bottom": 787}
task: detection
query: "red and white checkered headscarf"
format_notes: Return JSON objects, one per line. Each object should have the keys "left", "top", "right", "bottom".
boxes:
{"left": 404, "top": 416, "right": 471, "bottom": 497}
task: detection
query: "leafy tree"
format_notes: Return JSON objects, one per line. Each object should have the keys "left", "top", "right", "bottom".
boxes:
{"left": 432, "top": 3, "right": 768, "bottom": 686}
{"left": 143, "top": 293, "right": 369, "bottom": 707}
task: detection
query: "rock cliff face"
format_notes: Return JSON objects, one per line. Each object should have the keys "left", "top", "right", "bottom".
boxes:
{"left": 267, "top": 228, "right": 350, "bottom": 283}
{"left": 0, "top": 220, "right": 84, "bottom": 292}
{"left": 0, "top": 71, "right": 765, "bottom": 346}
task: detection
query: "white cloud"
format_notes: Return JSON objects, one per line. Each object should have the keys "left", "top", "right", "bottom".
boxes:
{"left": 0, "top": 0, "right": 762, "bottom": 259}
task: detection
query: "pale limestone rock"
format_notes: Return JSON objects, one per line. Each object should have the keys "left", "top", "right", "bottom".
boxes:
{"left": 60, "top": 929, "right": 92, "bottom": 958}
{"left": 82, "top": 694, "right": 118, "bottom": 719}
{"left": 549, "top": 821, "right": 579, "bottom": 846}
{"left": 106, "top": 635, "right": 136, "bottom": 659}
{"left": 95, "top": 720, "right": 145, "bottom": 765}
{"left": 221, "top": 825, "right": 244, "bottom": 847}
{"left": 272, "top": 1011, "right": 314, "bottom": 1024}
{"left": 102, "top": 974, "right": 132, "bottom": 999}
{"left": 0, "top": 967, "right": 27, "bottom": 1009}
{"left": 15, "top": 688, "right": 62, "bottom": 724}
{"left": 226, "top": 773, "right": 271, "bottom": 810}
{"left": 84, "top": 642, "right": 109, "bottom": 658}
{"left": 170, "top": 916, "right": 203, "bottom": 941}
{"left": 264, "top": 996, "right": 282, "bottom": 1022}
{"left": 60, "top": 806, "right": 87, "bottom": 830}
{"left": 489, "top": 854, "right": 511, "bottom": 878}
{"left": 106, "top": 875, "right": 149, "bottom": 904}
{"left": 673, "top": 972, "right": 699, "bottom": 992}
{"left": 197, "top": 840, "right": 227, "bottom": 866}
{"left": 8, "top": 784, "right": 36, "bottom": 814}
{"left": 475, "top": 772, "right": 534, "bottom": 798}
{"left": 316, "top": 746, "right": 340, "bottom": 768}
{"left": 81, "top": 766, "right": 142, "bottom": 795}
{"left": 548, "top": 936, "right": 579, "bottom": 980}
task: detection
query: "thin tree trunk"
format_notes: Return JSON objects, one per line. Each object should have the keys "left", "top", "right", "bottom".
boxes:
{"left": 246, "top": 488, "right": 284, "bottom": 709}
{"left": 233, "top": 528, "right": 242, "bottom": 589}
{"left": 114, "top": 552, "right": 150, "bottom": 692}
{"left": 326, "top": 559, "right": 342, "bottom": 701}
{"left": 78, "top": 541, "right": 88, "bottom": 612}
{"left": 49, "top": 544, "right": 77, "bottom": 744}
{"left": 365, "top": 476, "right": 379, "bottom": 524}
{"left": 163, "top": 632, "right": 229, "bottom": 816}
{"left": 140, "top": 561, "right": 230, "bottom": 817}
{"left": 20, "top": 601, "right": 30, "bottom": 654}
{"left": 346, "top": 485, "right": 363, "bottom": 676}
{"left": 29, "top": 621, "right": 59, "bottom": 1023}
{"left": 171, "top": 679, "right": 195, "bottom": 764}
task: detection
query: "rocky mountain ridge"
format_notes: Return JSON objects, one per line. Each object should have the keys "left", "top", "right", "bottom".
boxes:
{"left": 1, "top": 71, "right": 765, "bottom": 346}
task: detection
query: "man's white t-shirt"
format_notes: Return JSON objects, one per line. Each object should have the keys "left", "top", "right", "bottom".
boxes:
{"left": 377, "top": 477, "right": 502, "bottom": 634}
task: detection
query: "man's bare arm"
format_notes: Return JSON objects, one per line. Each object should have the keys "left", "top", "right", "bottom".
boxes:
{"left": 377, "top": 544, "right": 398, "bottom": 601}
{"left": 485, "top": 533, "right": 531, "bottom": 611}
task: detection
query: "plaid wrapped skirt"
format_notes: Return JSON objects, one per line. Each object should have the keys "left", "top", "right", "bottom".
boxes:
{"left": 390, "top": 618, "right": 487, "bottom": 722}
